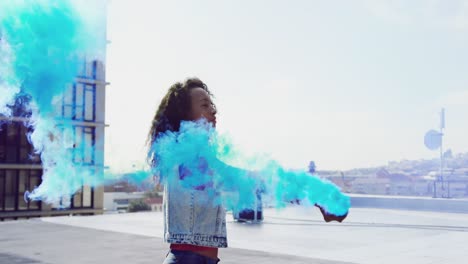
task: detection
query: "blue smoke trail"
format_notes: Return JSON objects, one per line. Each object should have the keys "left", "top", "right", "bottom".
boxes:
{"left": 150, "top": 120, "right": 350, "bottom": 216}
{"left": 0, "top": 30, "right": 20, "bottom": 115}
{"left": 0, "top": 0, "right": 106, "bottom": 206}
{"left": 0, "top": 0, "right": 349, "bottom": 215}
{"left": 1, "top": 1, "right": 83, "bottom": 115}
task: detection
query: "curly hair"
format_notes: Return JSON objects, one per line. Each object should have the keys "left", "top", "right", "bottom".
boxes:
{"left": 147, "top": 77, "right": 215, "bottom": 166}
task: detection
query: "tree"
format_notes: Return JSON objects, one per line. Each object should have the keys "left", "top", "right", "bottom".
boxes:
{"left": 128, "top": 199, "right": 151, "bottom": 212}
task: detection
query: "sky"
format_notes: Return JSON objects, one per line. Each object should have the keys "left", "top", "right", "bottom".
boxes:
{"left": 104, "top": 0, "right": 468, "bottom": 172}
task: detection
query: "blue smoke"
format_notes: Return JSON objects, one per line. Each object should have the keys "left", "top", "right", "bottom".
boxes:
{"left": 0, "top": 0, "right": 96, "bottom": 115}
{"left": 0, "top": 0, "right": 349, "bottom": 216}
{"left": 150, "top": 120, "right": 350, "bottom": 216}
{"left": 0, "top": 0, "right": 105, "bottom": 206}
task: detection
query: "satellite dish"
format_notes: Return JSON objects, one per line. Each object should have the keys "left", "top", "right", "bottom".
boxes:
{"left": 424, "top": 129, "right": 442, "bottom": 150}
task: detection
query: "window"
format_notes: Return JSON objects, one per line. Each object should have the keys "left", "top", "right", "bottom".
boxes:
{"left": 71, "top": 185, "right": 93, "bottom": 209}
{"left": 0, "top": 170, "right": 4, "bottom": 211}
{"left": 19, "top": 125, "right": 29, "bottom": 163}
{"left": 0, "top": 169, "right": 41, "bottom": 212}
{"left": 62, "top": 84, "right": 74, "bottom": 119}
{"left": 18, "top": 169, "right": 41, "bottom": 210}
{"left": 66, "top": 59, "right": 97, "bottom": 121}
{"left": 75, "top": 83, "right": 85, "bottom": 120}
{"left": 55, "top": 185, "right": 94, "bottom": 209}
{"left": 114, "top": 199, "right": 129, "bottom": 205}
{"left": 84, "top": 84, "right": 96, "bottom": 121}
{"left": 6, "top": 123, "right": 18, "bottom": 163}
{"left": 28, "top": 170, "right": 41, "bottom": 210}
{"left": 77, "top": 59, "right": 97, "bottom": 80}
{"left": 62, "top": 83, "right": 96, "bottom": 122}
{"left": 0, "top": 123, "right": 40, "bottom": 164}
{"left": 73, "top": 188, "right": 82, "bottom": 207}
{"left": 73, "top": 126, "right": 95, "bottom": 165}
{"left": 19, "top": 125, "right": 39, "bottom": 163}
{"left": 3, "top": 170, "right": 16, "bottom": 211}
{"left": 18, "top": 170, "right": 28, "bottom": 210}
{"left": 82, "top": 185, "right": 92, "bottom": 207}
{"left": 0, "top": 124, "right": 5, "bottom": 162}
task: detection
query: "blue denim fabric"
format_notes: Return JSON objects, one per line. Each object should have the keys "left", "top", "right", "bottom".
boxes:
{"left": 164, "top": 169, "right": 228, "bottom": 248}
{"left": 163, "top": 250, "right": 220, "bottom": 264}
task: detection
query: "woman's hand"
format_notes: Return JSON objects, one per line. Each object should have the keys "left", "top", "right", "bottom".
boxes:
{"left": 315, "top": 204, "right": 348, "bottom": 223}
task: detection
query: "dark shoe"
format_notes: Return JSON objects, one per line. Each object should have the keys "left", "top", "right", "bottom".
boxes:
{"left": 315, "top": 204, "right": 347, "bottom": 223}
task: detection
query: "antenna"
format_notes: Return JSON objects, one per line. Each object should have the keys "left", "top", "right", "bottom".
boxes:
{"left": 439, "top": 108, "right": 446, "bottom": 197}
{"left": 424, "top": 108, "right": 446, "bottom": 198}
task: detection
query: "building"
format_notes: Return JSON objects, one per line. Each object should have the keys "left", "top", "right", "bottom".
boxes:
{"left": 350, "top": 177, "right": 391, "bottom": 195}
{"left": 0, "top": 58, "right": 108, "bottom": 220}
{"left": 430, "top": 173, "right": 468, "bottom": 198}
{"left": 103, "top": 192, "right": 145, "bottom": 212}
{"left": 103, "top": 178, "right": 163, "bottom": 212}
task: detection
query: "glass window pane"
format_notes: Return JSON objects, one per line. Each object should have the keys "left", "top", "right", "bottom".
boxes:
{"left": 18, "top": 196, "right": 28, "bottom": 211}
{"left": 84, "top": 131, "right": 93, "bottom": 164}
{"left": 19, "top": 147, "right": 29, "bottom": 163}
{"left": 94, "top": 61, "right": 98, "bottom": 78}
{"left": 1, "top": 124, "right": 6, "bottom": 162}
{"left": 0, "top": 171, "right": 4, "bottom": 210}
{"left": 59, "top": 196, "right": 71, "bottom": 209}
{"left": 30, "top": 170, "right": 41, "bottom": 188}
{"left": 76, "top": 84, "right": 84, "bottom": 104}
{"left": 6, "top": 123, "right": 18, "bottom": 142}
{"left": 29, "top": 199, "right": 40, "bottom": 210}
{"left": 0, "top": 123, "right": 5, "bottom": 138}
{"left": 84, "top": 88, "right": 95, "bottom": 121}
{"left": 18, "top": 170, "right": 28, "bottom": 193}
{"left": 64, "top": 105, "right": 73, "bottom": 119}
{"left": 75, "top": 84, "right": 84, "bottom": 120}
{"left": 73, "top": 188, "right": 82, "bottom": 208}
{"left": 83, "top": 185, "right": 92, "bottom": 207}
{"left": 63, "top": 84, "right": 74, "bottom": 105}
{"left": 6, "top": 123, "right": 16, "bottom": 137}
{"left": 62, "top": 84, "right": 75, "bottom": 119}
{"left": 0, "top": 145, "right": 5, "bottom": 162}
{"left": 0, "top": 124, "right": 5, "bottom": 143}
{"left": 18, "top": 170, "right": 28, "bottom": 210}
{"left": 20, "top": 125, "right": 28, "bottom": 146}
{"left": 5, "top": 170, "right": 17, "bottom": 211}
{"left": 6, "top": 146, "right": 18, "bottom": 163}
{"left": 29, "top": 171, "right": 41, "bottom": 210}
{"left": 75, "top": 106, "right": 83, "bottom": 120}
{"left": 74, "top": 127, "right": 83, "bottom": 163}
{"left": 86, "top": 61, "right": 95, "bottom": 78}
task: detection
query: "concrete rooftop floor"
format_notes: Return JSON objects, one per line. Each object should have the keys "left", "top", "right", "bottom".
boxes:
{"left": 1, "top": 207, "right": 467, "bottom": 264}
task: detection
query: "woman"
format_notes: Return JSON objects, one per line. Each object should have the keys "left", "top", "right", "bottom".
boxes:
{"left": 147, "top": 77, "right": 348, "bottom": 264}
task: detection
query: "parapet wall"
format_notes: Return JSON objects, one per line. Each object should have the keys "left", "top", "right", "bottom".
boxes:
{"left": 349, "top": 194, "right": 468, "bottom": 214}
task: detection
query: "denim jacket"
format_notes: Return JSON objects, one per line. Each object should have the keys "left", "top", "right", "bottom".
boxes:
{"left": 163, "top": 166, "right": 228, "bottom": 248}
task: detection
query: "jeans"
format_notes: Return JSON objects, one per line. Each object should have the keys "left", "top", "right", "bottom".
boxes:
{"left": 163, "top": 250, "right": 220, "bottom": 264}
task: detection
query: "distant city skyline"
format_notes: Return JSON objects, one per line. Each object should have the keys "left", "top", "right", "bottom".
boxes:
{"left": 105, "top": 0, "right": 468, "bottom": 172}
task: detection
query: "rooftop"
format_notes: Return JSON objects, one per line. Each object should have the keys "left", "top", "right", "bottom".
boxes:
{"left": 1, "top": 206, "right": 467, "bottom": 264}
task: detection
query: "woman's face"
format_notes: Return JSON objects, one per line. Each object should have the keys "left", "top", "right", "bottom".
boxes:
{"left": 188, "top": 87, "right": 217, "bottom": 127}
